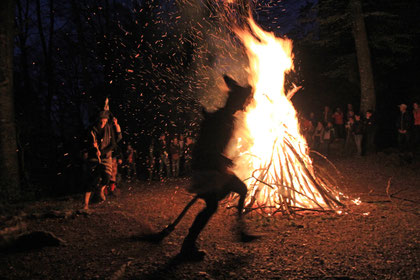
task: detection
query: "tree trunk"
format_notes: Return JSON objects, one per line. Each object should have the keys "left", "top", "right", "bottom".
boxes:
{"left": 36, "top": 0, "right": 55, "bottom": 129}
{"left": 350, "top": 0, "right": 376, "bottom": 113}
{"left": 0, "top": 0, "right": 21, "bottom": 201}
{"left": 70, "top": 0, "right": 89, "bottom": 128}
{"left": 16, "top": 0, "right": 33, "bottom": 96}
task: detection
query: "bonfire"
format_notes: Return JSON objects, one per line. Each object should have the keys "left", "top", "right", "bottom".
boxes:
{"left": 225, "top": 16, "right": 353, "bottom": 216}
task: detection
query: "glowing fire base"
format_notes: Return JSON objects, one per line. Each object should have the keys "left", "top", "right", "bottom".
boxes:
{"left": 240, "top": 145, "right": 346, "bottom": 216}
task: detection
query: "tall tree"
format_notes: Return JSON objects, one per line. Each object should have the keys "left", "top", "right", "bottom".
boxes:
{"left": 0, "top": 0, "right": 20, "bottom": 200}
{"left": 350, "top": 0, "right": 375, "bottom": 112}
{"left": 292, "top": 0, "right": 419, "bottom": 113}
{"left": 36, "top": 0, "right": 55, "bottom": 128}
{"left": 15, "top": 0, "right": 33, "bottom": 97}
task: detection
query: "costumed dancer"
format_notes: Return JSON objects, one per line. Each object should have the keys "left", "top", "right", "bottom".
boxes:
{"left": 179, "top": 75, "right": 259, "bottom": 261}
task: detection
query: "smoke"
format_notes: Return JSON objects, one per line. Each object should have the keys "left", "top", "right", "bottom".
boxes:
{"left": 175, "top": 1, "right": 250, "bottom": 111}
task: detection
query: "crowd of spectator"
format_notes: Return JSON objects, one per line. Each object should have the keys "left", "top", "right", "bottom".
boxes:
{"left": 300, "top": 102, "right": 420, "bottom": 161}
{"left": 81, "top": 100, "right": 420, "bottom": 208}
{"left": 147, "top": 132, "right": 195, "bottom": 181}
{"left": 301, "top": 104, "right": 376, "bottom": 157}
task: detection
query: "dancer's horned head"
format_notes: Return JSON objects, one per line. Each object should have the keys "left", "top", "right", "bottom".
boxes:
{"left": 223, "top": 75, "right": 253, "bottom": 112}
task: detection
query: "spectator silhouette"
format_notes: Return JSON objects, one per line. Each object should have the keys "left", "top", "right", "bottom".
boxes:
{"left": 125, "top": 143, "right": 137, "bottom": 182}
{"left": 312, "top": 121, "right": 324, "bottom": 151}
{"left": 363, "top": 110, "right": 376, "bottom": 155}
{"left": 332, "top": 107, "right": 345, "bottom": 139}
{"left": 321, "top": 106, "right": 331, "bottom": 125}
{"left": 353, "top": 114, "right": 364, "bottom": 157}
{"left": 158, "top": 133, "right": 170, "bottom": 180}
{"left": 322, "top": 121, "right": 335, "bottom": 155}
{"left": 170, "top": 136, "right": 181, "bottom": 177}
{"left": 413, "top": 102, "right": 420, "bottom": 150}
{"left": 397, "top": 104, "right": 412, "bottom": 163}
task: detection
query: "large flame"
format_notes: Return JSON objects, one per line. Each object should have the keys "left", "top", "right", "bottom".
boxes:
{"left": 228, "top": 18, "right": 345, "bottom": 215}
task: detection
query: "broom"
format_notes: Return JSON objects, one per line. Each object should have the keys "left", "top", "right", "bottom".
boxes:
{"left": 139, "top": 196, "right": 199, "bottom": 243}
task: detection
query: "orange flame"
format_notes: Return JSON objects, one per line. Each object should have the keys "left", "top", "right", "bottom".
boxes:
{"left": 228, "top": 18, "right": 345, "bottom": 214}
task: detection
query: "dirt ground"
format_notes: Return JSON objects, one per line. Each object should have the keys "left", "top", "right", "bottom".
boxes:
{"left": 1, "top": 153, "right": 419, "bottom": 280}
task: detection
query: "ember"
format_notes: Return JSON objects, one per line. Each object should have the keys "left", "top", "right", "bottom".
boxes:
{"left": 226, "top": 17, "right": 351, "bottom": 216}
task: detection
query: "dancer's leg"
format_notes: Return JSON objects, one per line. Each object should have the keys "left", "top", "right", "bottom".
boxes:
{"left": 180, "top": 196, "right": 218, "bottom": 259}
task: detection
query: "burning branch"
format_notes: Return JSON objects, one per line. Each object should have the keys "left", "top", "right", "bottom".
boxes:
{"left": 286, "top": 85, "right": 302, "bottom": 100}
{"left": 235, "top": 137, "right": 346, "bottom": 216}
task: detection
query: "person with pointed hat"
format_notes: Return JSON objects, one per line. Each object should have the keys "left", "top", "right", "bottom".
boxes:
{"left": 83, "top": 110, "right": 120, "bottom": 209}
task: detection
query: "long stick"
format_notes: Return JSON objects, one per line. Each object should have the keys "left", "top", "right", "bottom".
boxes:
{"left": 91, "top": 131, "right": 101, "bottom": 163}
{"left": 138, "top": 195, "right": 199, "bottom": 243}
{"left": 161, "top": 195, "right": 199, "bottom": 233}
